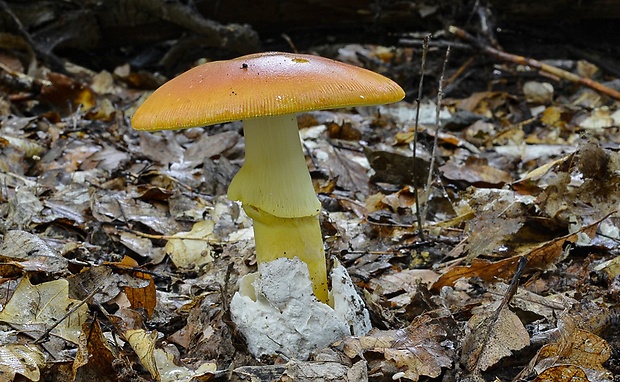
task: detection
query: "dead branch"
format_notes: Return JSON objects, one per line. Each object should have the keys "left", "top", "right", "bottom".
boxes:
{"left": 449, "top": 25, "right": 620, "bottom": 101}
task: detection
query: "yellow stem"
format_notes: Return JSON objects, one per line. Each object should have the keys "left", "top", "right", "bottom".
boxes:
{"left": 227, "top": 114, "right": 328, "bottom": 303}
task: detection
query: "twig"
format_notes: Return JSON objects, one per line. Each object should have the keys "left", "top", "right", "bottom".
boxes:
{"left": 33, "top": 285, "right": 102, "bottom": 344}
{"left": 470, "top": 256, "right": 528, "bottom": 371}
{"left": 421, "top": 46, "right": 451, "bottom": 222}
{"left": 0, "top": 1, "right": 66, "bottom": 73}
{"left": 120, "top": 226, "right": 224, "bottom": 244}
{"left": 449, "top": 25, "right": 620, "bottom": 101}
{"left": 398, "top": 38, "right": 470, "bottom": 51}
{"left": 411, "top": 34, "right": 431, "bottom": 240}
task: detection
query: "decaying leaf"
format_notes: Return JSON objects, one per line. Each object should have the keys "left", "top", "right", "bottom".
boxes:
{"left": 6, "top": 187, "right": 43, "bottom": 228}
{"left": 527, "top": 329, "right": 612, "bottom": 381}
{"left": 533, "top": 365, "right": 588, "bottom": 382}
{"left": 461, "top": 307, "right": 530, "bottom": 371}
{"left": 462, "top": 189, "right": 533, "bottom": 260}
{"left": 343, "top": 315, "right": 451, "bottom": 381}
{"left": 0, "top": 344, "right": 45, "bottom": 382}
{"left": 280, "top": 359, "right": 368, "bottom": 382}
{"left": 165, "top": 220, "right": 215, "bottom": 270}
{"left": 0, "top": 277, "right": 88, "bottom": 344}
{"left": 91, "top": 189, "right": 181, "bottom": 234}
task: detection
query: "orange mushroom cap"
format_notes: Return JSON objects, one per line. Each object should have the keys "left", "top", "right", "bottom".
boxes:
{"left": 131, "top": 51, "right": 405, "bottom": 130}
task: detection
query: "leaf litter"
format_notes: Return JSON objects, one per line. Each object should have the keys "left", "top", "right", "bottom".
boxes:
{"left": 0, "top": 28, "right": 619, "bottom": 382}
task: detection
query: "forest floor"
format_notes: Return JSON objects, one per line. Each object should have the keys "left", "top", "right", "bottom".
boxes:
{"left": 0, "top": 10, "right": 619, "bottom": 382}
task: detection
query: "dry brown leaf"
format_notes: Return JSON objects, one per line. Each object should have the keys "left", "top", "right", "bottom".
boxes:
{"left": 456, "top": 91, "right": 509, "bottom": 113}
{"left": 324, "top": 144, "right": 371, "bottom": 196}
{"left": 39, "top": 72, "right": 96, "bottom": 111}
{"left": 113, "top": 256, "right": 157, "bottom": 318}
{"left": 370, "top": 269, "right": 439, "bottom": 309}
{"left": 183, "top": 130, "right": 239, "bottom": 163}
{"left": 529, "top": 329, "right": 612, "bottom": 381}
{"left": 343, "top": 315, "right": 450, "bottom": 381}
{"left": 6, "top": 188, "right": 43, "bottom": 228}
{"left": 326, "top": 120, "right": 363, "bottom": 141}
{"left": 72, "top": 320, "right": 117, "bottom": 381}
{"left": 512, "top": 151, "right": 575, "bottom": 194}
{"left": 281, "top": 359, "right": 368, "bottom": 382}
{"left": 432, "top": 216, "right": 604, "bottom": 291}
{"left": 364, "top": 148, "right": 430, "bottom": 187}
{"left": 381, "top": 186, "right": 417, "bottom": 211}
{"left": 461, "top": 308, "right": 530, "bottom": 371}
{"left": 533, "top": 365, "right": 588, "bottom": 382}
{"left": 91, "top": 189, "right": 181, "bottom": 234}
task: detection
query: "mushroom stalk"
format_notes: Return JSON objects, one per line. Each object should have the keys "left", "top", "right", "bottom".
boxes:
{"left": 228, "top": 114, "right": 328, "bottom": 303}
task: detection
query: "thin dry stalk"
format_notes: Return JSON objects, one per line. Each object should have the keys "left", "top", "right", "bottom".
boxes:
{"left": 411, "top": 34, "right": 431, "bottom": 240}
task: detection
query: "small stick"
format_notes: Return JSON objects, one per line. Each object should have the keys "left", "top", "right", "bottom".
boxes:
{"left": 120, "top": 226, "right": 224, "bottom": 244}
{"left": 411, "top": 34, "right": 431, "bottom": 240}
{"left": 33, "top": 285, "right": 102, "bottom": 344}
{"left": 421, "top": 46, "right": 450, "bottom": 222}
{"left": 449, "top": 26, "right": 620, "bottom": 101}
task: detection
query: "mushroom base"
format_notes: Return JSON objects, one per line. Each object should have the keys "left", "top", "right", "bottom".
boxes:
{"left": 230, "top": 257, "right": 371, "bottom": 360}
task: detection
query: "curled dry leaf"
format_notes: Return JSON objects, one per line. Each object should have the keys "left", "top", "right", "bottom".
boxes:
{"left": 125, "top": 329, "right": 159, "bottom": 380}
{"left": 343, "top": 315, "right": 451, "bottom": 381}
{"left": 533, "top": 365, "right": 588, "bottom": 382}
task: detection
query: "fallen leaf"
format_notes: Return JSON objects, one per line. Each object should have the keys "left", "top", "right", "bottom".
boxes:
{"left": 364, "top": 147, "right": 430, "bottom": 187}
{"left": 343, "top": 315, "right": 451, "bottom": 381}
{"left": 111, "top": 256, "right": 157, "bottom": 318}
{"left": 125, "top": 329, "right": 159, "bottom": 380}
{"left": 0, "top": 230, "right": 68, "bottom": 274}
{"left": 126, "top": 329, "right": 196, "bottom": 382}
{"left": 533, "top": 365, "right": 588, "bottom": 382}
{"left": 530, "top": 330, "right": 612, "bottom": 380}
{"left": 440, "top": 157, "right": 512, "bottom": 187}
{"left": 461, "top": 307, "right": 530, "bottom": 371}
{"left": 0, "top": 277, "right": 88, "bottom": 344}
{"left": 72, "top": 320, "right": 117, "bottom": 381}
{"left": 165, "top": 220, "right": 215, "bottom": 270}
{"left": 0, "top": 344, "right": 45, "bottom": 381}
{"left": 432, "top": 216, "right": 604, "bottom": 291}
{"left": 6, "top": 188, "right": 43, "bottom": 228}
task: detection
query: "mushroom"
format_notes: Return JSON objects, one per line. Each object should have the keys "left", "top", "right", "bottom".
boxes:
{"left": 132, "top": 52, "right": 404, "bottom": 304}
